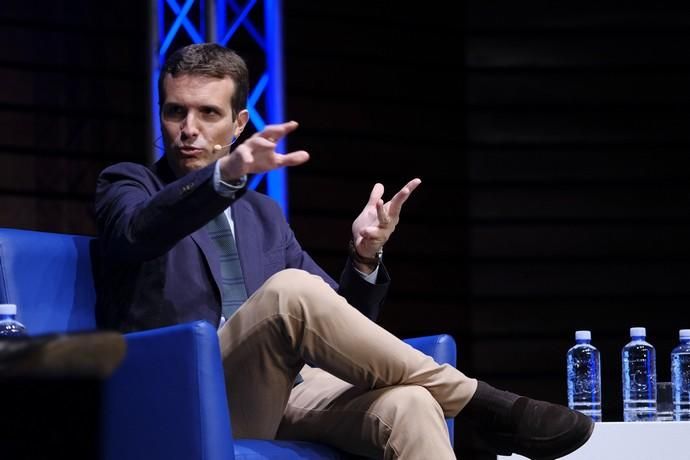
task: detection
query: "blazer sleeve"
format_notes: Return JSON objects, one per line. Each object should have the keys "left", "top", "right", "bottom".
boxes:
{"left": 95, "top": 161, "right": 242, "bottom": 262}
{"left": 336, "top": 261, "right": 390, "bottom": 322}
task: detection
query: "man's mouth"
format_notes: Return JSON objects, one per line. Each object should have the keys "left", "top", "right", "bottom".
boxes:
{"left": 179, "top": 146, "right": 204, "bottom": 156}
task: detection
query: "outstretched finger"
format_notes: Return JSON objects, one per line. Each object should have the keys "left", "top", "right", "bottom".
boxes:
{"left": 260, "top": 120, "right": 300, "bottom": 143}
{"left": 375, "top": 199, "right": 389, "bottom": 226}
{"left": 277, "top": 151, "right": 310, "bottom": 167}
{"left": 366, "top": 183, "right": 385, "bottom": 207}
{"left": 387, "top": 178, "right": 422, "bottom": 217}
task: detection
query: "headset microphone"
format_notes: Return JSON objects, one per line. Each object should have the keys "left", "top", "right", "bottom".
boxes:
{"left": 213, "top": 137, "right": 236, "bottom": 152}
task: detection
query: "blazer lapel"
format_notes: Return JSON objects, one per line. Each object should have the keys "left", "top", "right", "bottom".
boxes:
{"left": 190, "top": 226, "right": 222, "bottom": 296}
{"left": 152, "top": 157, "right": 224, "bottom": 299}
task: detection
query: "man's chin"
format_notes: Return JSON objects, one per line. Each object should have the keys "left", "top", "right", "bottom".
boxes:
{"left": 180, "top": 161, "right": 202, "bottom": 173}
{"left": 167, "top": 156, "right": 206, "bottom": 177}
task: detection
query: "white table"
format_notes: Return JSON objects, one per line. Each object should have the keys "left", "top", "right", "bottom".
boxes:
{"left": 496, "top": 421, "right": 690, "bottom": 459}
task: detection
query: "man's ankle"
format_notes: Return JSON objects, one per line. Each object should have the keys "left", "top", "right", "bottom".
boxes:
{"left": 460, "top": 381, "right": 520, "bottom": 430}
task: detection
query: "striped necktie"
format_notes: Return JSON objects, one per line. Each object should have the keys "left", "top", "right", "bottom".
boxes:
{"left": 205, "top": 211, "right": 248, "bottom": 321}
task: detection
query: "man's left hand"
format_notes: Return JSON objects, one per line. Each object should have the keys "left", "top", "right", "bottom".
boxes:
{"left": 351, "top": 178, "right": 422, "bottom": 264}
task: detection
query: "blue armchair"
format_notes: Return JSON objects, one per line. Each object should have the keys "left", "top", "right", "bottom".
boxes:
{"left": 0, "top": 227, "right": 456, "bottom": 459}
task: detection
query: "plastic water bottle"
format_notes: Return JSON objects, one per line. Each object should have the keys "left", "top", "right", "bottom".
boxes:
{"left": 0, "top": 303, "right": 27, "bottom": 337}
{"left": 622, "top": 327, "right": 656, "bottom": 421}
{"left": 566, "top": 330, "right": 602, "bottom": 422}
{"left": 671, "top": 329, "right": 690, "bottom": 421}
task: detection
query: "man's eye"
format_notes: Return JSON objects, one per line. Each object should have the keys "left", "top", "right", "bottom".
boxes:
{"left": 164, "top": 106, "right": 185, "bottom": 119}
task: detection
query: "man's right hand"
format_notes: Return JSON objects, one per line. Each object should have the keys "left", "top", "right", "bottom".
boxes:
{"left": 218, "top": 120, "right": 310, "bottom": 182}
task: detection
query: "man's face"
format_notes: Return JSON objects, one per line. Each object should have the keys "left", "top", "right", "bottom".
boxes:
{"left": 161, "top": 73, "right": 247, "bottom": 177}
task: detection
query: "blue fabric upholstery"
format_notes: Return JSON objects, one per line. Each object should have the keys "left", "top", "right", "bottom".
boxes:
{"left": 234, "top": 440, "right": 348, "bottom": 460}
{"left": 0, "top": 228, "right": 97, "bottom": 333}
{"left": 102, "top": 321, "right": 236, "bottom": 460}
{"left": 0, "top": 227, "right": 457, "bottom": 459}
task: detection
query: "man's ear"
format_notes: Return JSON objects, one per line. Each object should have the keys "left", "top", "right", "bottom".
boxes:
{"left": 234, "top": 109, "right": 249, "bottom": 138}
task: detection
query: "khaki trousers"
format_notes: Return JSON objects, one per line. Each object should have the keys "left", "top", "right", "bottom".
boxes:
{"left": 218, "top": 269, "right": 477, "bottom": 459}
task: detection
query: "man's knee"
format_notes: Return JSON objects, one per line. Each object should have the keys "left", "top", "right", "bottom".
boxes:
{"left": 263, "top": 268, "right": 312, "bottom": 287}
{"left": 260, "top": 269, "right": 335, "bottom": 315}
{"left": 263, "top": 269, "right": 325, "bottom": 295}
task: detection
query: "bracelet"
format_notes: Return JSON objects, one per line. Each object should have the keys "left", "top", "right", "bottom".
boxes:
{"left": 348, "top": 239, "right": 383, "bottom": 267}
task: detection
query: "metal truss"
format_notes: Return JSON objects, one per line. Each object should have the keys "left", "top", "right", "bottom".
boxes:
{"left": 149, "top": 0, "right": 289, "bottom": 215}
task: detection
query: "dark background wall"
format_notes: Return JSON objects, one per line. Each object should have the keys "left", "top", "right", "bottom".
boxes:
{"left": 2, "top": 1, "right": 690, "bottom": 457}
{"left": 0, "top": 1, "right": 147, "bottom": 234}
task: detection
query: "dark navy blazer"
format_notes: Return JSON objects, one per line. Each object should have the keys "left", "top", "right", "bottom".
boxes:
{"left": 94, "top": 158, "right": 389, "bottom": 333}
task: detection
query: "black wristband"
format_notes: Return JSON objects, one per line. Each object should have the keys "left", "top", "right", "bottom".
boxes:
{"left": 348, "top": 239, "right": 382, "bottom": 267}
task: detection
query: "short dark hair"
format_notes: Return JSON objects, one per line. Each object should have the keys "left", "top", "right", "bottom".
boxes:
{"left": 158, "top": 43, "right": 249, "bottom": 120}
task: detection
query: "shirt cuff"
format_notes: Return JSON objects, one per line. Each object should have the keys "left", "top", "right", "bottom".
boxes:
{"left": 353, "top": 264, "right": 379, "bottom": 284}
{"left": 213, "top": 161, "right": 247, "bottom": 197}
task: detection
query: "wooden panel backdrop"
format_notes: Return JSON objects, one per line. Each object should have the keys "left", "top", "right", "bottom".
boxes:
{"left": 462, "top": 0, "right": 690, "bottom": 426}
{"left": 0, "top": 1, "right": 147, "bottom": 234}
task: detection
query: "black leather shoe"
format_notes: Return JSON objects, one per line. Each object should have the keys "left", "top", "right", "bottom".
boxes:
{"left": 0, "top": 331, "right": 126, "bottom": 379}
{"left": 476, "top": 396, "right": 595, "bottom": 460}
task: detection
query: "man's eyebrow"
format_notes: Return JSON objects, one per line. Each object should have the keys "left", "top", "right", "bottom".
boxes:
{"left": 200, "top": 104, "right": 225, "bottom": 111}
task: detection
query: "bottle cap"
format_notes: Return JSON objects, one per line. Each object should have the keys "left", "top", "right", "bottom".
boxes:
{"left": 680, "top": 329, "right": 690, "bottom": 339}
{"left": 0, "top": 304, "right": 17, "bottom": 315}
{"left": 575, "top": 330, "right": 591, "bottom": 340}
{"left": 630, "top": 326, "right": 646, "bottom": 338}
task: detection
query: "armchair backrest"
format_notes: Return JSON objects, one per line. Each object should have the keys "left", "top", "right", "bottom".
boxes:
{"left": 0, "top": 228, "right": 97, "bottom": 334}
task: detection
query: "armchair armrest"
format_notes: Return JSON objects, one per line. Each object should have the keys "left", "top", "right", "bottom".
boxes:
{"left": 102, "top": 320, "right": 235, "bottom": 460}
{"left": 403, "top": 334, "right": 457, "bottom": 367}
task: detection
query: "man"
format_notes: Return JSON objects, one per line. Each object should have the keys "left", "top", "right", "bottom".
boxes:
{"left": 95, "top": 43, "right": 593, "bottom": 459}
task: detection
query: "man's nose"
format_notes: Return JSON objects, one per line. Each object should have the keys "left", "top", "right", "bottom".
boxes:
{"left": 180, "top": 113, "right": 199, "bottom": 139}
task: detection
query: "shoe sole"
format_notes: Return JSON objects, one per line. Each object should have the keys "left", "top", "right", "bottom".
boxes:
{"left": 529, "top": 417, "right": 595, "bottom": 460}
{"left": 472, "top": 416, "right": 596, "bottom": 460}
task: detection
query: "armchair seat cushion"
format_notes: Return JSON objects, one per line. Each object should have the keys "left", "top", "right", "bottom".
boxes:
{"left": 234, "top": 440, "right": 347, "bottom": 459}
